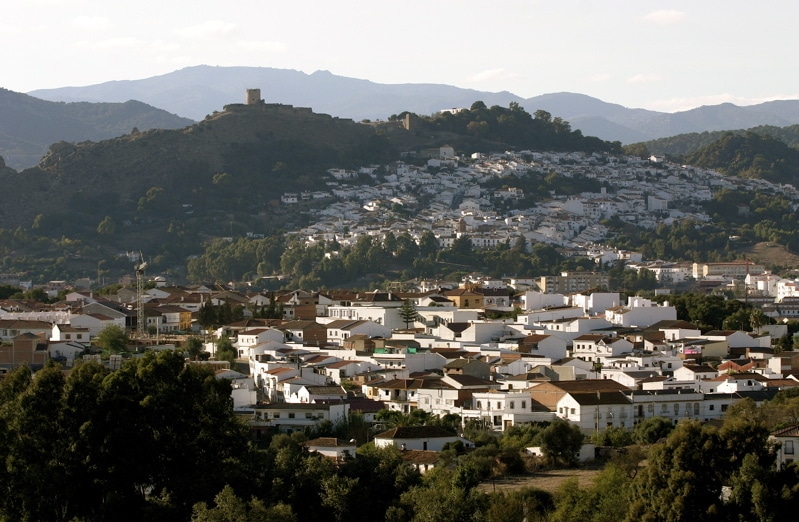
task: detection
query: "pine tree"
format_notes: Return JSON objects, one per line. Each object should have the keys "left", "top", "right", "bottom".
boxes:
{"left": 398, "top": 299, "right": 419, "bottom": 329}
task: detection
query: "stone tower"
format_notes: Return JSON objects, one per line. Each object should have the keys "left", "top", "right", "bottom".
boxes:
{"left": 245, "top": 89, "right": 262, "bottom": 105}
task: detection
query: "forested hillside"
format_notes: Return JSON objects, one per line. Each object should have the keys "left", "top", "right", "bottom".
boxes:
{"left": 0, "top": 101, "right": 620, "bottom": 282}
{"left": 0, "top": 88, "right": 194, "bottom": 170}
{"left": 626, "top": 124, "right": 799, "bottom": 158}
{"left": 683, "top": 132, "right": 799, "bottom": 183}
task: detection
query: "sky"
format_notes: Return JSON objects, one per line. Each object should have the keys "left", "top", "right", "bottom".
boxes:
{"left": 2, "top": 0, "right": 798, "bottom": 113}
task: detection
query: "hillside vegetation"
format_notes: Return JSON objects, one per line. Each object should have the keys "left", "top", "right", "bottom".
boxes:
{"left": 0, "top": 100, "right": 618, "bottom": 280}
{"left": 683, "top": 132, "right": 799, "bottom": 183}
{"left": 627, "top": 124, "right": 799, "bottom": 158}
{"left": 0, "top": 88, "right": 194, "bottom": 170}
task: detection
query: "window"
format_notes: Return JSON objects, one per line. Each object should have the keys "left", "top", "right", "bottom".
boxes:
{"left": 721, "top": 404, "right": 729, "bottom": 412}
{"left": 497, "top": 402, "right": 501, "bottom": 409}
{"left": 521, "top": 401, "right": 527, "bottom": 409}
{"left": 273, "top": 413, "right": 280, "bottom": 419}
{"left": 709, "top": 404, "right": 715, "bottom": 410}
{"left": 673, "top": 403, "right": 679, "bottom": 414}
{"left": 570, "top": 408, "right": 576, "bottom": 415}
{"left": 661, "top": 403, "right": 668, "bottom": 413}
{"left": 305, "top": 413, "right": 313, "bottom": 419}
{"left": 510, "top": 401, "right": 515, "bottom": 409}
{"left": 693, "top": 403, "right": 700, "bottom": 415}
{"left": 477, "top": 401, "right": 482, "bottom": 409}
{"left": 785, "top": 441, "right": 795, "bottom": 455}
{"left": 288, "top": 413, "right": 295, "bottom": 419}
{"left": 648, "top": 404, "right": 654, "bottom": 413}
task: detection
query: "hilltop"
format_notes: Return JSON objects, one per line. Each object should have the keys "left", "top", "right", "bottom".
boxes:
{"left": 0, "top": 88, "right": 194, "bottom": 170}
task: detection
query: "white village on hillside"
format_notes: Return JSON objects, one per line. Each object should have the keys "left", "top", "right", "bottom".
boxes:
{"left": 4, "top": 107, "right": 799, "bottom": 466}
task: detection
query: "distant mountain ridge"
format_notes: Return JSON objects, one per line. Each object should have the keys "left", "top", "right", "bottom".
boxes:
{"left": 0, "top": 88, "right": 194, "bottom": 170}
{"left": 28, "top": 65, "right": 799, "bottom": 145}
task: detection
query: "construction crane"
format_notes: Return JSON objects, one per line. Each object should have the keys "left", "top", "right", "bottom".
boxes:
{"left": 135, "top": 252, "right": 148, "bottom": 339}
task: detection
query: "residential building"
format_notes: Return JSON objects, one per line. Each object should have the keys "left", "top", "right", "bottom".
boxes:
{"left": 770, "top": 425, "right": 799, "bottom": 468}
{"left": 374, "top": 425, "right": 472, "bottom": 451}
{"left": 536, "top": 271, "right": 610, "bottom": 294}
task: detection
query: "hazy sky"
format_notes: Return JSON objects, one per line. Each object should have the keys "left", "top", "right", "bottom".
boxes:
{"left": 3, "top": 0, "right": 797, "bottom": 112}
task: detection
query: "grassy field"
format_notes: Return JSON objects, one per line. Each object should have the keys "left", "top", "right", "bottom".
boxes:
{"left": 741, "top": 242, "right": 799, "bottom": 270}
{"left": 478, "top": 466, "right": 602, "bottom": 495}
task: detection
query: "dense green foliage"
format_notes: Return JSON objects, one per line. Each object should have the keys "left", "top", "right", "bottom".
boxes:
{"left": 626, "top": 124, "right": 799, "bottom": 158}
{"left": 684, "top": 132, "right": 799, "bottom": 184}
{"left": 552, "top": 394, "right": 799, "bottom": 522}
{"left": 5, "top": 356, "right": 799, "bottom": 522}
{"left": 0, "top": 352, "right": 250, "bottom": 521}
{"left": 406, "top": 102, "right": 623, "bottom": 155}
{"left": 185, "top": 230, "right": 599, "bottom": 291}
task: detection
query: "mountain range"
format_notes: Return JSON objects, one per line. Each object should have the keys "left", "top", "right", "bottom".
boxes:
{"left": 27, "top": 65, "right": 799, "bottom": 146}
{"left": 3, "top": 65, "right": 799, "bottom": 171}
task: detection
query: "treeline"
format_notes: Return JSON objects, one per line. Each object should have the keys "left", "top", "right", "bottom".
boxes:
{"left": 611, "top": 188, "right": 799, "bottom": 258}
{"left": 684, "top": 132, "right": 799, "bottom": 184}
{"left": 551, "top": 392, "right": 799, "bottom": 522}
{"left": 626, "top": 130, "right": 799, "bottom": 186}
{"left": 626, "top": 124, "right": 799, "bottom": 158}
{"left": 396, "top": 102, "right": 622, "bottom": 155}
{"left": 186, "top": 232, "right": 605, "bottom": 290}
{"left": 4, "top": 352, "right": 799, "bottom": 521}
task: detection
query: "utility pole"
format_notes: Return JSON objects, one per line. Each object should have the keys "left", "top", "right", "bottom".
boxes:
{"left": 135, "top": 252, "right": 148, "bottom": 339}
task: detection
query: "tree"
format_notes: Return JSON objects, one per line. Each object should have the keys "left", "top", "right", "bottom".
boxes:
{"left": 0, "top": 352, "right": 251, "bottom": 521}
{"left": 625, "top": 421, "right": 725, "bottom": 522}
{"left": 191, "top": 485, "right": 296, "bottom": 522}
{"left": 198, "top": 300, "right": 217, "bottom": 329}
{"left": 418, "top": 231, "right": 439, "bottom": 258}
{"left": 632, "top": 416, "right": 673, "bottom": 445}
{"left": 94, "top": 324, "right": 129, "bottom": 355}
{"left": 97, "top": 215, "right": 117, "bottom": 236}
{"left": 184, "top": 336, "right": 204, "bottom": 361}
{"left": 534, "top": 109, "right": 552, "bottom": 123}
{"left": 396, "top": 466, "right": 489, "bottom": 522}
{"left": 397, "top": 299, "right": 419, "bottom": 329}
{"left": 216, "top": 336, "right": 237, "bottom": 365}
{"left": 538, "top": 420, "right": 584, "bottom": 467}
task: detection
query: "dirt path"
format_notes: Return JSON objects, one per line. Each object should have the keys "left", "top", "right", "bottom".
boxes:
{"left": 478, "top": 467, "right": 602, "bottom": 494}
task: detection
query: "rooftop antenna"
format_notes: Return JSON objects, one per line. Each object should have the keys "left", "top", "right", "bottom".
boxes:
{"left": 135, "top": 251, "right": 148, "bottom": 339}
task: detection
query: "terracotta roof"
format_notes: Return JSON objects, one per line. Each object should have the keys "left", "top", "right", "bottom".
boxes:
{"left": 378, "top": 378, "right": 425, "bottom": 390}
{"left": 568, "top": 391, "right": 633, "bottom": 406}
{"left": 444, "top": 374, "right": 494, "bottom": 387}
{"left": 444, "top": 358, "right": 477, "bottom": 369}
{"left": 326, "top": 319, "right": 366, "bottom": 329}
{"left": 374, "top": 426, "right": 457, "bottom": 439}
{"left": 764, "top": 379, "right": 799, "bottom": 389}
{"left": 303, "top": 385, "right": 346, "bottom": 395}
{"left": 280, "top": 320, "right": 322, "bottom": 329}
{"left": 548, "top": 379, "right": 631, "bottom": 393}
{"left": 771, "top": 425, "right": 799, "bottom": 437}
{"left": 346, "top": 398, "right": 386, "bottom": 412}
{"left": 445, "top": 322, "right": 472, "bottom": 333}
{"left": 305, "top": 437, "right": 355, "bottom": 448}
{"left": 0, "top": 319, "right": 52, "bottom": 329}
{"left": 325, "top": 360, "right": 358, "bottom": 369}
{"left": 401, "top": 449, "right": 441, "bottom": 465}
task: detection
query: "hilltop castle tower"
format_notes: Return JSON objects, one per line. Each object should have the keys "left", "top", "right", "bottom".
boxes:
{"left": 245, "top": 89, "right": 262, "bottom": 105}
